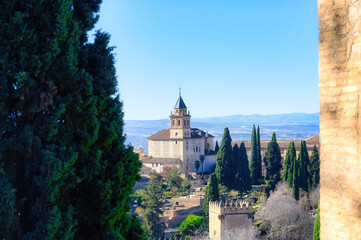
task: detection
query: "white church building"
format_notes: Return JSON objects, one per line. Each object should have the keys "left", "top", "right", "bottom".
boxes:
{"left": 143, "top": 94, "right": 217, "bottom": 174}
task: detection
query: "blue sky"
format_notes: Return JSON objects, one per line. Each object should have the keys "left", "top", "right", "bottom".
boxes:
{"left": 91, "top": 0, "right": 319, "bottom": 120}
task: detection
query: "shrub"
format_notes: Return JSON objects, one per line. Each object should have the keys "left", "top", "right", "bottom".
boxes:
{"left": 179, "top": 215, "right": 204, "bottom": 236}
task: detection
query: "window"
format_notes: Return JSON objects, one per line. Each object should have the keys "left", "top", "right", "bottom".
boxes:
{"left": 175, "top": 141, "right": 177, "bottom": 144}
{"left": 178, "top": 120, "right": 181, "bottom": 126}
{"left": 184, "top": 120, "right": 186, "bottom": 126}
{"left": 172, "top": 120, "right": 175, "bottom": 126}
{"left": 187, "top": 120, "right": 189, "bottom": 126}
{"left": 175, "top": 132, "right": 178, "bottom": 137}
{"left": 156, "top": 163, "right": 158, "bottom": 167}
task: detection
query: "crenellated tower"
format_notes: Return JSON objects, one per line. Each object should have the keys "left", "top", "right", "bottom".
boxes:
{"left": 209, "top": 200, "right": 252, "bottom": 240}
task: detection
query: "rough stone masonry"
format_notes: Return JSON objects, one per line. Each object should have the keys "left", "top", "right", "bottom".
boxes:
{"left": 318, "top": 0, "right": 361, "bottom": 239}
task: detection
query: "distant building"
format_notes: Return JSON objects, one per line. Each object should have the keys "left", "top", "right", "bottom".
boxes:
{"left": 144, "top": 93, "right": 217, "bottom": 174}
{"left": 133, "top": 147, "right": 145, "bottom": 156}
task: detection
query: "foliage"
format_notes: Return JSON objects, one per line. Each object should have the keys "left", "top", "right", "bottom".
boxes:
{"left": 194, "top": 160, "right": 200, "bottom": 174}
{"left": 199, "top": 155, "right": 205, "bottom": 180}
{"left": 230, "top": 143, "right": 241, "bottom": 190}
{"left": 166, "top": 167, "right": 183, "bottom": 190}
{"left": 282, "top": 141, "right": 296, "bottom": 187}
{"left": 142, "top": 172, "right": 163, "bottom": 239}
{"left": 215, "top": 128, "right": 233, "bottom": 188}
{"left": 0, "top": 167, "right": 18, "bottom": 240}
{"left": 264, "top": 133, "right": 282, "bottom": 194}
{"left": 124, "top": 215, "right": 147, "bottom": 240}
{"left": 299, "top": 140, "right": 310, "bottom": 192}
{"left": 250, "top": 125, "right": 262, "bottom": 184}
{"left": 203, "top": 173, "right": 219, "bottom": 224}
{"left": 239, "top": 142, "right": 252, "bottom": 193}
{"left": 313, "top": 203, "right": 320, "bottom": 240}
{"left": 0, "top": 1, "right": 142, "bottom": 238}
{"left": 179, "top": 215, "right": 204, "bottom": 236}
{"left": 215, "top": 140, "right": 219, "bottom": 153}
{"left": 308, "top": 145, "right": 320, "bottom": 191}
{"left": 256, "top": 125, "right": 262, "bottom": 179}
{"left": 180, "top": 183, "right": 191, "bottom": 192}
{"left": 292, "top": 156, "right": 300, "bottom": 200}
{"left": 254, "top": 182, "right": 314, "bottom": 240}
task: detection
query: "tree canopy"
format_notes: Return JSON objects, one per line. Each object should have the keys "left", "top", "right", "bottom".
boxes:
{"left": 215, "top": 127, "right": 233, "bottom": 188}
{"left": 0, "top": 1, "right": 142, "bottom": 239}
{"left": 265, "top": 133, "right": 282, "bottom": 193}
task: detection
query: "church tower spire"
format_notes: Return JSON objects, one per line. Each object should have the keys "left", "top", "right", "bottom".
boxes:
{"left": 170, "top": 91, "right": 191, "bottom": 139}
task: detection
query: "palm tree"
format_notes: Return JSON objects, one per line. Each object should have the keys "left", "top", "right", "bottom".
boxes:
{"left": 194, "top": 160, "right": 200, "bottom": 174}
{"left": 200, "top": 155, "right": 205, "bottom": 180}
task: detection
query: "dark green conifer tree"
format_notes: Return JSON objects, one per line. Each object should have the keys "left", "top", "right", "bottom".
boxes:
{"left": 292, "top": 157, "right": 300, "bottom": 200}
{"left": 308, "top": 145, "right": 320, "bottom": 190}
{"left": 250, "top": 124, "right": 261, "bottom": 184}
{"left": 143, "top": 172, "right": 163, "bottom": 239}
{"left": 215, "top": 140, "right": 219, "bottom": 153}
{"left": 0, "top": 1, "right": 142, "bottom": 239}
{"left": 256, "top": 125, "right": 262, "bottom": 179}
{"left": 265, "top": 133, "right": 282, "bottom": 193}
{"left": 203, "top": 173, "right": 219, "bottom": 224}
{"left": 231, "top": 144, "right": 241, "bottom": 191}
{"left": 215, "top": 128, "right": 233, "bottom": 188}
{"left": 239, "top": 142, "right": 252, "bottom": 194}
{"left": 282, "top": 141, "right": 296, "bottom": 187}
{"left": 299, "top": 140, "right": 310, "bottom": 192}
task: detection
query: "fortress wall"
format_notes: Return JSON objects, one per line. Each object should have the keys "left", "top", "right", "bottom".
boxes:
{"left": 318, "top": 1, "right": 361, "bottom": 239}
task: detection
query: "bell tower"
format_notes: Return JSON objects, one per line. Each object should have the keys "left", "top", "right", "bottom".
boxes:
{"left": 170, "top": 90, "right": 191, "bottom": 139}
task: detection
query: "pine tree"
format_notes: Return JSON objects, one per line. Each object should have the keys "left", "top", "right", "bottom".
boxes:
{"left": 299, "top": 140, "right": 310, "bottom": 192}
{"left": 215, "top": 140, "right": 219, "bottom": 153}
{"left": 0, "top": 2, "right": 142, "bottom": 238}
{"left": 215, "top": 128, "right": 233, "bottom": 188}
{"left": 250, "top": 124, "right": 261, "bottom": 184}
{"left": 292, "top": 157, "right": 300, "bottom": 200}
{"left": 265, "top": 133, "right": 282, "bottom": 193}
{"left": 282, "top": 141, "right": 296, "bottom": 187}
{"left": 308, "top": 145, "right": 320, "bottom": 190}
{"left": 200, "top": 155, "right": 205, "bottom": 180}
{"left": 203, "top": 173, "right": 219, "bottom": 224}
{"left": 231, "top": 144, "right": 241, "bottom": 191}
{"left": 143, "top": 172, "right": 163, "bottom": 239}
{"left": 239, "top": 142, "right": 252, "bottom": 194}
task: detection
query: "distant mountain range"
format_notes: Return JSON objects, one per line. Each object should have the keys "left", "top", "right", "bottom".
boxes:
{"left": 124, "top": 113, "right": 320, "bottom": 154}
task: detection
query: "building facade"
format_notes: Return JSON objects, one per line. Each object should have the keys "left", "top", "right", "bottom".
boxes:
{"left": 144, "top": 94, "right": 217, "bottom": 174}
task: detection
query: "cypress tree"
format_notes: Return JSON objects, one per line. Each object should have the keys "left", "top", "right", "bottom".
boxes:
{"left": 256, "top": 125, "right": 262, "bottom": 180}
{"left": 250, "top": 124, "right": 261, "bottom": 184}
{"left": 308, "top": 145, "right": 320, "bottom": 190}
{"left": 231, "top": 144, "right": 241, "bottom": 191}
{"left": 292, "top": 157, "right": 300, "bottom": 200}
{"left": 203, "top": 173, "right": 219, "bottom": 224}
{"left": 264, "top": 133, "right": 282, "bottom": 193}
{"left": 0, "top": 1, "right": 142, "bottom": 238}
{"left": 142, "top": 172, "right": 163, "bottom": 239}
{"left": 215, "top": 140, "right": 219, "bottom": 153}
{"left": 215, "top": 128, "right": 233, "bottom": 188}
{"left": 282, "top": 141, "right": 296, "bottom": 187}
{"left": 299, "top": 140, "right": 310, "bottom": 192}
{"left": 239, "top": 142, "right": 252, "bottom": 194}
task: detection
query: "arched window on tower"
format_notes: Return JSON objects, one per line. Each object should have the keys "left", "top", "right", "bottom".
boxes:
{"left": 172, "top": 120, "right": 175, "bottom": 126}
{"left": 178, "top": 120, "right": 181, "bottom": 126}
{"left": 184, "top": 120, "right": 186, "bottom": 126}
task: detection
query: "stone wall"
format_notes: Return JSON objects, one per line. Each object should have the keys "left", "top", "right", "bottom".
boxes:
{"left": 318, "top": 0, "right": 361, "bottom": 239}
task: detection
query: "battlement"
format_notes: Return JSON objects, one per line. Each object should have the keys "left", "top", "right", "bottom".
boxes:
{"left": 209, "top": 200, "right": 252, "bottom": 215}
